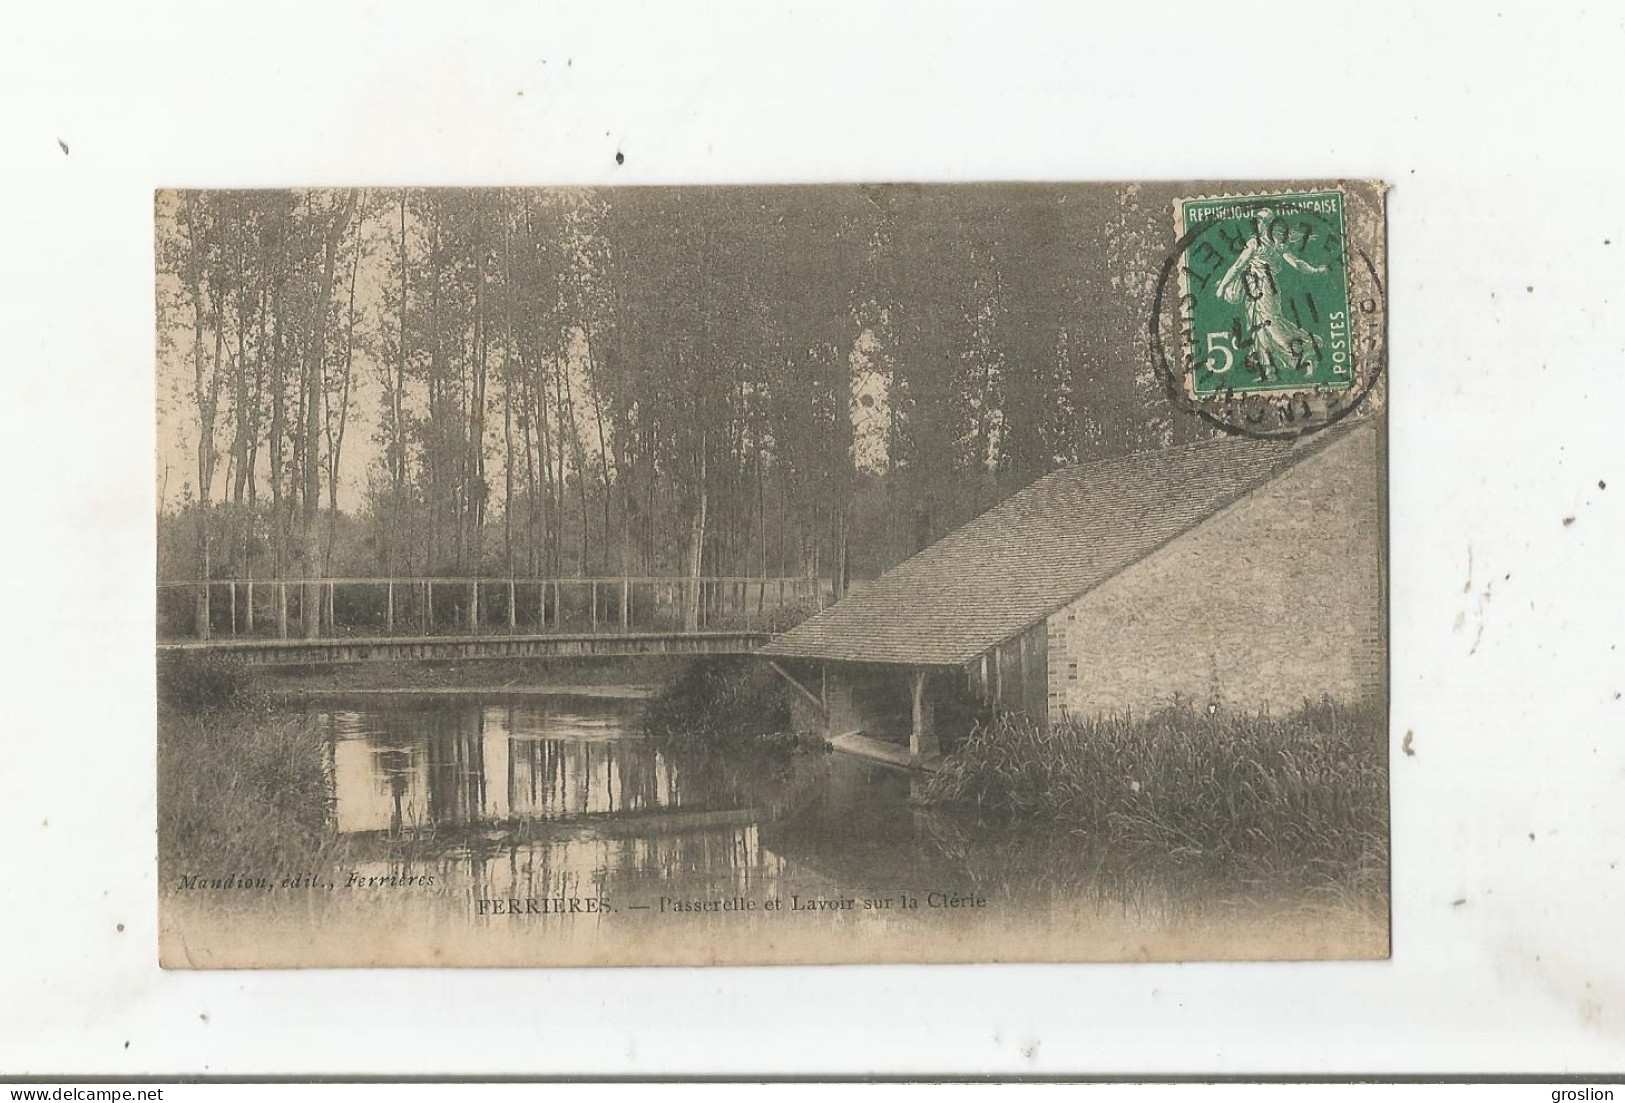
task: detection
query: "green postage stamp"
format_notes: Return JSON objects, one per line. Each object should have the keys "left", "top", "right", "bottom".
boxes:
{"left": 1174, "top": 189, "right": 1354, "bottom": 398}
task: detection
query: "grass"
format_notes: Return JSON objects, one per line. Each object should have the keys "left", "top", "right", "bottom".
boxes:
{"left": 157, "top": 653, "right": 344, "bottom": 884}
{"left": 918, "top": 697, "right": 1388, "bottom": 899}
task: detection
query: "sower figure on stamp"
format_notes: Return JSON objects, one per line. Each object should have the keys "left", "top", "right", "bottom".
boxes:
{"left": 1215, "top": 207, "right": 1329, "bottom": 380}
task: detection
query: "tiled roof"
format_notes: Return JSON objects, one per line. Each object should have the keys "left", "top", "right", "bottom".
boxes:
{"left": 760, "top": 420, "right": 1371, "bottom": 667}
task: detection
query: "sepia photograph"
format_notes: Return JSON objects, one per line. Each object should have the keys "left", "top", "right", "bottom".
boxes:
{"left": 154, "top": 180, "right": 1389, "bottom": 967}
{"left": 17, "top": 0, "right": 1625, "bottom": 1082}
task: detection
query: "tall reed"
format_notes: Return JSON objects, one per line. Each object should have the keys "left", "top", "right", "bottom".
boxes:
{"left": 918, "top": 697, "right": 1387, "bottom": 891}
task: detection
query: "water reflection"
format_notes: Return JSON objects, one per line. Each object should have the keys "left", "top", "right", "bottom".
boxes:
{"left": 313, "top": 695, "right": 822, "bottom": 916}
{"left": 298, "top": 694, "right": 1380, "bottom": 950}
{"left": 324, "top": 698, "right": 739, "bottom": 835}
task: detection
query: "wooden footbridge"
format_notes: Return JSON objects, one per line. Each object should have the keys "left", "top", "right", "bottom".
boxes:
{"left": 157, "top": 574, "right": 824, "bottom": 665}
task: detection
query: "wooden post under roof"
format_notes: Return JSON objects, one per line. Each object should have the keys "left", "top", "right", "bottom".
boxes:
{"left": 909, "top": 668, "right": 938, "bottom": 766}
{"left": 1017, "top": 632, "right": 1028, "bottom": 714}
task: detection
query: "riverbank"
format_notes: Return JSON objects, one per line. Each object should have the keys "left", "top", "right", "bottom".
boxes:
{"left": 157, "top": 697, "right": 343, "bottom": 885}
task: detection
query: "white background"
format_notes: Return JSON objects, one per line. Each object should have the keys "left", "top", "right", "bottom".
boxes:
{"left": 2, "top": 0, "right": 1622, "bottom": 1078}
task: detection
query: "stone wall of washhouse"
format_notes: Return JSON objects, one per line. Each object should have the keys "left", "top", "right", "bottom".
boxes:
{"left": 1046, "top": 424, "right": 1384, "bottom": 719}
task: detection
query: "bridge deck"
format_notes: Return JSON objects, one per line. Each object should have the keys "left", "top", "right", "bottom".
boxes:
{"left": 159, "top": 630, "right": 775, "bottom": 665}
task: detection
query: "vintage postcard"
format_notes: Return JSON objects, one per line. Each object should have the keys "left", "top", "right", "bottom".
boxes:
{"left": 155, "top": 180, "right": 1389, "bottom": 967}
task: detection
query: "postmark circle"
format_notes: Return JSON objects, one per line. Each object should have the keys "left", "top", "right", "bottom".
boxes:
{"left": 1148, "top": 193, "right": 1386, "bottom": 440}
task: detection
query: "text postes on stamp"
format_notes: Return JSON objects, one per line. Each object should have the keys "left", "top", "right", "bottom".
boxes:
{"left": 1177, "top": 190, "right": 1352, "bottom": 397}
{"left": 1153, "top": 186, "right": 1384, "bottom": 440}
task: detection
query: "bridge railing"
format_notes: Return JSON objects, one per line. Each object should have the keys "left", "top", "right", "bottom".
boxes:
{"left": 156, "top": 575, "right": 829, "bottom": 643}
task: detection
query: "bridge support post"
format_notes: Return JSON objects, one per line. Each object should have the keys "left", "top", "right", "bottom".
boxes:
{"left": 386, "top": 580, "right": 394, "bottom": 633}
{"left": 621, "top": 578, "right": 629, "bottom": 632}
{"left": 277, "top": 582, "right": 287, "bottom": 639}
{"left": 245, "top": 581, "right": 254, "bottom": 634}
{"left": 591, "top": 581, "right": 598, "bottom": 631}
{"left": 229, "top": 582, "right": 236, "bottom": 636}
{"left": 468, "top": 580, "right": 479, "bottom": 634}
{"left": 508, "top": 578, "right": 517, "bottom": 633}
{"left": 197, "top": 582, "right": 210, "bottom": 642}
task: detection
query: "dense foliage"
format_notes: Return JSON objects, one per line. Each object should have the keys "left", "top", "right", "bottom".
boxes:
{"left": 157, "top": 654, "right": 339, "bottom": 879}
{"left": 639, "top": 657, "right": 813, "bottom": 756}
{"left": 157, "top": 186, "right": 1210, "bottom": 638}
{"left": 156, "top": 650, "right": 261, "bottom": 711}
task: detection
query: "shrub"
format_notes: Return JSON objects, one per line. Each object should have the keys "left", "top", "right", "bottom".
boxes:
{"left": 761, "top": 594, "right": 823, "bottom": 633}
{"left": 640, "top": 657, "right": 804, "bottom": 755}
{"left": 156, "top": 651, "right": 259, "bottom": 712}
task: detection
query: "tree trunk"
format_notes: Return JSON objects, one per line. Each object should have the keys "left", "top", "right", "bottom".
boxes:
{"left": 684, "top": 441, "right": 707, "bottom": 632}
{"left": 391, "top": 190, "right": 410, "bottom": 576}
{"left": 324, "top": 215, "right": 363, "bottom": 581}
{"left": 502, "top": 372, "right": 515, "bottom": 577}
{"left": 181, "top": 196, "right": 223, "bottom": 640}
{"left": 300, "top": 190, "right": 358, "bottom": 638}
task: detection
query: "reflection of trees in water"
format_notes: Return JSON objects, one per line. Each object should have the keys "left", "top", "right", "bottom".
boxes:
{"left": 507, "top": 737, "right": 681, "bottom": 819}
{"left": 355, "top": 714, "right": 734, "bottom": 830}
{"left": 375, "top": 749, "right": 412, "bottom": 832}
{"left": 450, "top": 823, "right": 792, "bottom": 906}
{"left": 349, "top": 703, "right": 486, "bottom": 832}
{"left": 331, "top": 699, "right": 861, "bottom": 910}
{"left": 426, "top": 726, "right": 486, "bottom": 824}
